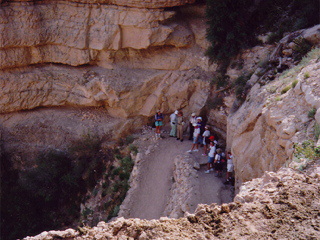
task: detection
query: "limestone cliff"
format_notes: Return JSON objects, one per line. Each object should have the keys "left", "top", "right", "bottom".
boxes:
{"left": 0, "top": 0, "right": 214, "bottom": 163}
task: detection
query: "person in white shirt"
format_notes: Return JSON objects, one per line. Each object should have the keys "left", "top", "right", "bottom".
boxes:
{"left": 169, "top": 110, "right": 178, "bottom": 137}
{"left": 225, "top": 151, "right": 234, "bottom": 183}
{"left": 188, "top": 113, "right": 197, "bottom": 140}
{"left": 202, "top": 126, "right": 211, "bottom": 156}
{"left": 187, "top": 117, "right": 202, "bottom": 153}
{"left": 205, "top": 141, "right": 216, "bottom": 173}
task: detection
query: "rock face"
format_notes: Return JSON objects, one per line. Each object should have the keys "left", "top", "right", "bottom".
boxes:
{"left": 0, "top": 1, "right": 208, "bottom": 70}
{"left": 228, "top": 49, "right": 320, "bottom": 188}
{"left": 0, "top": 1, "right": 213, "bottom": 163}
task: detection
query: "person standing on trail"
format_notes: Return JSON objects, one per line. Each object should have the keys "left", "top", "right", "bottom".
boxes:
{"left": 205, "top": 140, "right": 216, "bottom": 173}
{"left": 169, "top": 110, "right": 178, "bottom": 137}
{"left": 214, "top": 148, "right": 223, "bottom": 177}
{"left": 189, "top": 113, "right": 197, "bottom": 140}
{"left": 187, "top": 117, "right": 202, "bottom": 153}
{"left": 155, "top": 110, "right": 164, "bottom": 139}
{"left": 224, "top": 151, "right": 234, "bottom": 184}
{"left": 176, "top": 110, "right": 185, "bottom": 142}
{"left": 202, "top": 126, "right": 211, "bottom": 156}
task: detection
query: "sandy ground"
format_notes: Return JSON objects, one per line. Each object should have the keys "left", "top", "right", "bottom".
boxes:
{"left": 126, "top": 127, "right": 233, "bottom": 220}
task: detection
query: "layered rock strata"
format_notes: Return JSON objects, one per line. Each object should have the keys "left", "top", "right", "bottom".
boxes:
{"left": 0, "top": 1, "right": 208, "bottom": 70}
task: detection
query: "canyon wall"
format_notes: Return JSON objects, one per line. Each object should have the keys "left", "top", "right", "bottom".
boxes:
{"left": 228, "top": 47, "right": 320, "bottom": 188}
{"left": 0, "top": 0, "right": 215, "bottom": 163}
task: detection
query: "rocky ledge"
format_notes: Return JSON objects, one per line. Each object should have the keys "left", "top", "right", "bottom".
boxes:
{"left": 23, "top": 166, "right": 320, "bottom": 239}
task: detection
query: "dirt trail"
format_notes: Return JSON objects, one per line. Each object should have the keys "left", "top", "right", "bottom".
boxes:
{"left": 126, "top": 129, "right": 233, "bottom": 220}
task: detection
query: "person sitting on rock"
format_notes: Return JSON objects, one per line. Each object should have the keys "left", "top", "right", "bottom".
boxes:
{"left": 169, "top": 110, "right": 178, "bottom": 137}
{"left": 205, "top": 140, "right": 216, "bottom": 173}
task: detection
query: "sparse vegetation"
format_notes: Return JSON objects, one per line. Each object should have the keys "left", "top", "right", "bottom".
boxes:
{"left": 206, "top": 0, "right": 319, "bottom": 62}
{"left": 281, "top": 85, "right": 292, "bottom": 94}
{"left": 1, "top": 134, "right": 112, "bottom": 240}
{"left": 291, "top": 79, "right": 298, "bottom": 88}
{"left": 129, "top": 144, "right": 138, "bottom": 155}
{"left": 275, "top": 96, "right": 282, "bottom": 101}
{"left": 294, "top": 140, "right": 320, "bottom": 161}
{"left": 304, "top": 72, "right": 310, "bottom": 79}
{"left": 308, "top": 107, "right": 317, "bottom": 119}
{"left": 211, "top": 73, "right": 230, "bottom": 88}
{"left": 234, "top": 73, "right": 252, "bottom": 100}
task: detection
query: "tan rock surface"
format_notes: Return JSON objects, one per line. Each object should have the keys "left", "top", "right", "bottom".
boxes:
{"left": 0, "top": 65, "right": 211, "bottom": 116}
{"left": 0, "top": 2, "right": 210, "bottom": 70}
{"left": 228, "top": 52, "right": 320, "bottom": 189}
{"left": 23, "top": 167, "right": 320, "bottom": 239}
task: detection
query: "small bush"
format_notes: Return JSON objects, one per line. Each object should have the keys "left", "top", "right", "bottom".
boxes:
{"left": 281, "top": 85, "right": 291, "bottom": 94}
{"left": 211, "top": 73, "right": 230, "bottom": 88}
{"left": 275, "top": 96, "right": 282, "bottom": 101}
{"left": 129, "top": 144, "right": 138, "bottom": 155}
{"left": 294, "top": 140, "right": 320, "bottom": 160}
{"left": 291, "top": 80, "right": 298, "bottom": 88}
{"left": 125, "top": 135, "right": 135, "bottom": 145}
{"left": 293, "top": 37, "right": 313, "bottom": 61}
{"left": 304, "top": 72, "right": 310, "bottom": 79}
{"left": 308, "top": 107, "right": 317, "bottom": 119}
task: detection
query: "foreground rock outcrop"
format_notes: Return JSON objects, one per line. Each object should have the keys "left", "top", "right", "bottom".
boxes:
{"left": 24, "top": 167, "right": 320, "bottom": 239}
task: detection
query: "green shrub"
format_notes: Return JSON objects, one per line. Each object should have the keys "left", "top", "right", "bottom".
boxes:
{"left": 129, "top": 144, "right": 138, "bottom": 155}
{"left": 293, "top": 37, "right": 313, "bottom": 61}
{"left": 211, "top": 73, "right": 230, "bottom": 88}
{"left": 1, "top": 134, "right": 112, "bottom": 240}
{"left": 308, "top": 107, "right": 317, "bottom": 119}
{"left": 281, "top": 85, "right": 291, "bottom": 94}
{"left": 304, "top": 72, "right": 310, "bottom": 79}
{"left": 294, "top": 140, "right": 320, "bottom": 160}
{"left": 205, "top": 0, "right": 318, "bottom": 62}
{"left": 291, "top": 80, "right": 298, "bottom": 88}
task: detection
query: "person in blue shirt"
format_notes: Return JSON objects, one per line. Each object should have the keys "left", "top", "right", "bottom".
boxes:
{"left": 155, "top": 110, "right": 164, "bottom": 139}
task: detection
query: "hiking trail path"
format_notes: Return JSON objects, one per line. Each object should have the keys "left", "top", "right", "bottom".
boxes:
{"left": 122, "top": 127, "right": 233, "bottom": 220}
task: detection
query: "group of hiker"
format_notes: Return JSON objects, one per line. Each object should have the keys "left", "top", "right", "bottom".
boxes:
{"left": 154, "top": 110, "right": 234, "bottom": 185}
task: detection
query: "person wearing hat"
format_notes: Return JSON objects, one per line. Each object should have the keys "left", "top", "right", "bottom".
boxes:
{"left": 187, "top": 117, "right": 202, "bottom": 153}
{"left": 154, "top": 110, "right": 164, "bottom": 139}
{"left": 202, "top": 126, "right": 211, "bottom": 156}
{"left": 176, "top": 110, "right": 185, "bottom": 142}
{"left": 169, "top": 110, "right": 178, "bottom": 137}
{"left": 189, "top": 113, "right": 197, "bottom": 140}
